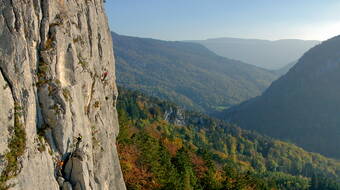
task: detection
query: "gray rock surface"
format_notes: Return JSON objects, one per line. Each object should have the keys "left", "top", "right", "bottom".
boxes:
{"left": 62, "top": 181, "right": 73, "bottom": 190}
{"left": 0, "top": 0, "right": 125, "bottom": 189}
{"left": 58, "top": 176, "right": 65, "bottom": 186}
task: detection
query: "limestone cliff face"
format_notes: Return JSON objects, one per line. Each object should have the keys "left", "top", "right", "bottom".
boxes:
{"left": 0, "top": 0, "right": 125, "bottom": 189}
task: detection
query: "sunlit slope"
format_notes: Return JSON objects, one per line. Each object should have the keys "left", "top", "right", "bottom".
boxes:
{"left": 112, "top": 32, "right": 277, "bottom": 114}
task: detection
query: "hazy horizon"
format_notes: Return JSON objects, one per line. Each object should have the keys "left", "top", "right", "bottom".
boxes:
{"left": 105, "top": 0, "right": 340, "bottom": 41}
{"left": 112, "top": 31, "right": 322, "bottom": 42}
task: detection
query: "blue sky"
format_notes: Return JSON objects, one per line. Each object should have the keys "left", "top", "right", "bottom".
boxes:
{"left": 105, "top": 0, "right": 340, "bottom": 41}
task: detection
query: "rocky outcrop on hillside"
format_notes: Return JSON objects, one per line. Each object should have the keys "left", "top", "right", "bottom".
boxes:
{"left": 0, "top": 0, "right": 125, "bottom": 189}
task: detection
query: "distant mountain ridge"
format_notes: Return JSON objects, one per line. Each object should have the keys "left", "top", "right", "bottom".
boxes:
{"left": 222, "top": 35, "right": 340, "bottom": 159}
{"left": 189, "top": 37, "right": 319, "bottom": 69}
{"left": 272, "top": 61, "right": 297, "bottom": 76}
{"left": 112, "top": 32, "right": 278, "bottom": 114}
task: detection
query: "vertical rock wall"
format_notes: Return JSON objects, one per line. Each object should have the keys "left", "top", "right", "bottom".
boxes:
{"left": 0, "top": 0, "right": 125, "bottom": 189}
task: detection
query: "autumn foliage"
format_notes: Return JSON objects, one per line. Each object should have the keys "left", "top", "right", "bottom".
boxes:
{"left": 116, "top": 88, "right": 340, "bottom": 190}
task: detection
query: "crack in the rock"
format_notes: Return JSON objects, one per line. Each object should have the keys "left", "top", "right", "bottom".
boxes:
{"left": 9, "top": 0, "right": 20, "bottom": 32}
{"left": 97, "top": 33, "right": 103, "bottom": 59}
{"left": 86, "top": 78, "right": 96, "bottom": 116}
{"left": 36, "top": 0, "right": 48, "bottom": 128}
{"left": 85, "top": 6, "right": 93, "bottom": 57}
{"left": 35, "top": 0, "right": 61, "bottom": 157}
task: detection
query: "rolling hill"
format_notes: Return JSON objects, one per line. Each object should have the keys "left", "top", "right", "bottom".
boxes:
{"left": 112, "top": 32, "right": 278, "bottom": 114}
{"left": 273, "top": 61, "right": 297, "bottom": 76}
{"left": 190, "top": 38, "right": 319, "bottom": 69}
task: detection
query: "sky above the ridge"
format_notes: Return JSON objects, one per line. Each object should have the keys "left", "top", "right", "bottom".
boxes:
{"left": 105, "top": 0, "right": 340, "bottom": 41}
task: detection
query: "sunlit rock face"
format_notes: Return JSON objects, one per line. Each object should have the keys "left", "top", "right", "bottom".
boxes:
{"left": 0, "top": 0, "right": 125, "bottom": 189}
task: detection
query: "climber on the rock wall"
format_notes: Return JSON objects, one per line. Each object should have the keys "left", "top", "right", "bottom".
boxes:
{"left": 101, "top": 71, "right": 108, "bottom": 81}
{"left": 56, "top": 160, "right": 64, "bottom": 177}
{"left": 75, "top": 135, "right": 82, "bottom": 150}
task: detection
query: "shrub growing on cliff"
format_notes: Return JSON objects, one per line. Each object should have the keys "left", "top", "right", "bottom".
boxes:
{"left": 0, "top": 103, "right": 27, "bottom": 190}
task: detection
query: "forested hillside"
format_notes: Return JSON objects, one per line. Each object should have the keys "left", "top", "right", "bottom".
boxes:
{"left": 223, "top": 35, "right": 340, "bottom": 159}
{"left": 117, "top": 88, "right": 340, "bottom": 190}
{"left": 112, "top": 32, "right": 277, "bottom": 114}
